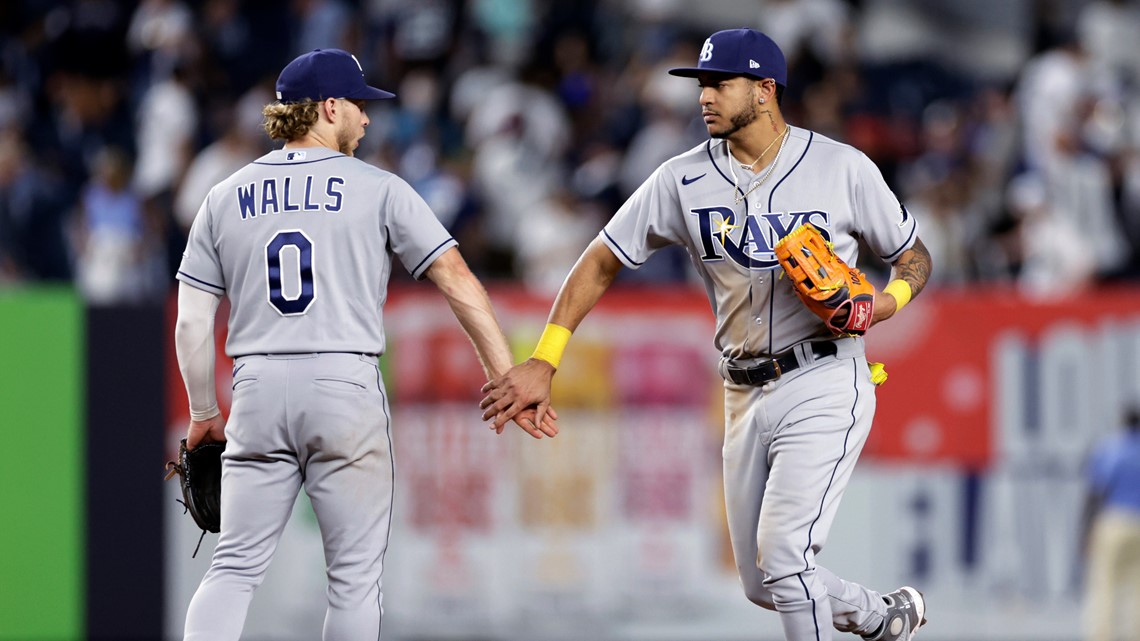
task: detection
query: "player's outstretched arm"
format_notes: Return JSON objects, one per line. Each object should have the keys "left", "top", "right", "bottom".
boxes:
{"left": 480, "top": 237, "right": 624, "bottom": 430}
{"left": 873, "top": 236, "right": 932, "bottom": 325}
{"left": 425, "top": 247, "right": 558, "bottom": 439}
{"left": 175, "top": 282, "right": 227, "bottom": 449}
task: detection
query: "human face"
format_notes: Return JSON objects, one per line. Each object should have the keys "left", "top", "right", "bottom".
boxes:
{"left": 336, "top": 98, "right": 369, "bottom": 156}
{"left": 698, "top": 74, "right": 761, "bottom": 139}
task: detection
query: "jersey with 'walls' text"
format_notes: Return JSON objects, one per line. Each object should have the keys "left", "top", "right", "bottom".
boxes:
{"left": 178, "top": 147, "right": 455, "bottom": 356}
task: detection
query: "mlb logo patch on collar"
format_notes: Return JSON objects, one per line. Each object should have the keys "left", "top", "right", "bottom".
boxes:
{"left": 286, "top": 151, "right": 307, "bottom": 161}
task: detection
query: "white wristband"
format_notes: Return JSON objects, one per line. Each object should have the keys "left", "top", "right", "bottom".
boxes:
{"left": 190, "top": 405, "right": 221, "bottom": 422}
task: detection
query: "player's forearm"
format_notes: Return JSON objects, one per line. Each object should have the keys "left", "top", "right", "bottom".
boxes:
{"left": 546, "top": 238, "right": 622, "bottom": 332}
{"left": 890, "top": 236, "right": 932, "bottom": 300}
{"left": 427, "top": 249, "right": 514, "bottom": 379}
{"left": 877, "top": 236, "right": 932, "bottom": 323}
{"left": 175, "top": 283, "right": 223, "bottom": 421}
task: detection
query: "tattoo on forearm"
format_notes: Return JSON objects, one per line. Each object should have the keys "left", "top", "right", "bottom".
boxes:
{"left": 895, "top": 237, "right": 932, "bottom": 298}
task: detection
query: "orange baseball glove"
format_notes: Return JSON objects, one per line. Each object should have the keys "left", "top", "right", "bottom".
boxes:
{"left": 774, "top": 223, "right": 875, "bottom": 335}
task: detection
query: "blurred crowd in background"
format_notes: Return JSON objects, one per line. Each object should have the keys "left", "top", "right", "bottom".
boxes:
{"left": 3, "top": 0, "right": 1140, "bottom": 303}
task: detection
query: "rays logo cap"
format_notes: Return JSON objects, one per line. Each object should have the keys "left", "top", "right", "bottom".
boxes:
{"left": 668, "top": 29, "right": 787, "bottom": 86}
{"left": 275, "top": 48, "right": 396, "bottom": 104}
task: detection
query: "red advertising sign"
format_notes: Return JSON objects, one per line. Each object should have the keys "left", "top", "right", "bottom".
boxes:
{"left": 166, "top": 285, "right": 1140, "bottom": 470}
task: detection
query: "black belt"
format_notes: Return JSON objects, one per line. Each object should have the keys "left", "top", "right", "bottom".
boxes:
{"left": 724, "top": 341, "right": 838, "bottom": 386}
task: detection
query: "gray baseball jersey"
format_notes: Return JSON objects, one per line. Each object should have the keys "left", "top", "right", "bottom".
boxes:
{"left": 601, "top": 126, "right": 917, "bottom": 360}
{"left": 177, "top": 146, "right": 456, "bottom": 356}
{"left": 601, "top": 126, "right": 920, "bottom": 640}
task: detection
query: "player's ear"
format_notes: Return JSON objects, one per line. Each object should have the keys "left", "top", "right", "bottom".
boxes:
{"left": 322, "top": 97, "right": 338, "bottom": 121}
{"left": 757, "top": 79, "right": 773, "bottom": 105}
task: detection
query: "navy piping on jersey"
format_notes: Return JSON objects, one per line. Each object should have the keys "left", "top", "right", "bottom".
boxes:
{"left": 602, "top": 228, "right": 644, "bottom": 266}
{"left": 411, "top": 238, "right": 456, "bottom": 277}
{"left": 252, "top": 155, "right": 344, "bottom": 166}
{"left": 768, "top": 131, "right": 813, "bottom": 212}
{"left": 880, "top": 223, "right": 917, "bottom": 263}
{"left": 706, "top": 141, "right": 746, "bottom": 200}
{"left": 177, "top": 270, "right": 225, "bottom": 292}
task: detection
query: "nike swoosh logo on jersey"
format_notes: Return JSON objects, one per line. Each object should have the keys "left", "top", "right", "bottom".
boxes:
{"left": 682, "top": 173, "right": 707, "bottom": 185}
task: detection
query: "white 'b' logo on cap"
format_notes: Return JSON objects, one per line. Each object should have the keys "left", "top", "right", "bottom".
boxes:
{"left": 699, "top": 39, "right": 714, "bottom": 62}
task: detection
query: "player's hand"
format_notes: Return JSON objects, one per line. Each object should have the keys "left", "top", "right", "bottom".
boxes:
{"left": 480, "top": 358, "right": 556, "bottom": 432}
{"left": 186, "top": 412, "right": 227, "bottom": 450}
{"left": 509, "top": 405, "right": 560, "bottom": 439}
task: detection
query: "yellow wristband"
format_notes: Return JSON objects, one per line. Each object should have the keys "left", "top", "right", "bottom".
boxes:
{"left": 532, "top": 323, "right": 572, "bottom": 369}
{"left": 883, "top": 279, "right": 913, "bottom": 312}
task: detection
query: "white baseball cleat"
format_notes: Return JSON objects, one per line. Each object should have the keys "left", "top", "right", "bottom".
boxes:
{"left": 862, "top": 586, "right": 926, "bottom": 641}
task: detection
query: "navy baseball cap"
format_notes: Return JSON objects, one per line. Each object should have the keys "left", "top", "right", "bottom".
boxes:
{"left": 275, "top": 48, "right": 396, "bottom": 103}
{"left": 668, "top": 29, "right": 787, "bottom": 86}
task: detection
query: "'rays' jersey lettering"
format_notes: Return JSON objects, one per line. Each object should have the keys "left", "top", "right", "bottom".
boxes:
{"left": 176, "top": 147, "right": 456, "bottom": 356}
{"left": 601, "top": 127, "right": 918, "bottom": 359}
{"left": 236, "top": 175, "right": 345, "bottom": 218}
{"left": 691, "top": 207, "right": 830, "bottom": 267}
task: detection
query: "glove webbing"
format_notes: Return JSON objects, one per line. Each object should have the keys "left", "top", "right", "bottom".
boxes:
{"left": 164, "top": 460, "right": 211, "bottom": 558}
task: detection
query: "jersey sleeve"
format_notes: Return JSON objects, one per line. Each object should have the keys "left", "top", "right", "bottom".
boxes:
{"left": 176, "top": 191, "right": 226, "bottom": 295}
{"left": 382, "top": 175, "right": 457, "bottom": 280}
{"left": 852, "top": 152, "right": 918, "bottom": 263}
{"left": 601, "top": 165, "right": 684, "bottom": 269}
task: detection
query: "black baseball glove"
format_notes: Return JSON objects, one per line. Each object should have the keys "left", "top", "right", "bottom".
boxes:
{"left": 165, "top": 438, "right": 224, "bottom": 555}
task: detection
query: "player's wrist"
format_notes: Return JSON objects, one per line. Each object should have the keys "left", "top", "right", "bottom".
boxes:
{"left": 531, "top": 323, "right": 572, "bottom": 369}
{"left": 190, "top": 405, "right": 221, "bottom": 422}
{"left": 883, "top": 279, "right": 912, "bottom": 312}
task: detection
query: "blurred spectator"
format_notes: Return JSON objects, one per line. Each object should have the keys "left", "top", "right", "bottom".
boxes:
{"left": 1077, "top": 0, "right": 1140, "bottom": 91}
{"left": 1081, "top": 405, "right": 1140, "bottom": 641}
{"left": 757, "top": 0, "right": 853, "bottom": 70}
{"left": 173, "top": 85, "right": 270, "bottom": 232}
{"left": 1006, "top": 172, "right": 1096, "bottom": 298}
{"left": 467, "top": 64, "right": 570, "bottom": 275}
{"left": 0, "top": 68, "right": 32, "bottom": 131}
{"left": 468, "top": 0, "right": 537, "bottom": 67}
{"left": 197, "top": 0, "right": 259, "bottom": 98}
{"left": 73, "top": 145, "right": 165, "bottom": 303}
{"left": 1015, "top": 31, "right": 1097, "bottom": 174}
{"left": 513, "top": 188, "right": 599, "bottom": 295}
{"left": 292, "top": 0, "right": 354, "bottom": 58}
{"left": 132, "top": 61, "right": 198, "bottom": 201}
{"left": 1043, "top": 97, "right": 1131, "bottom": 279}
{"left": 5, "top": 0, "right": 1140, "bottom": 294}
{"left": 0, "top": 132, "right": 72, "bottom": 282}
{"left": 127, "top": 0, "right": 196, "bottom": 83}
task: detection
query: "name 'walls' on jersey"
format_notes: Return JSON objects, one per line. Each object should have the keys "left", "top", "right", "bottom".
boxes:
{"left": 237, "top": 176, "right": 345, "bottom": 220}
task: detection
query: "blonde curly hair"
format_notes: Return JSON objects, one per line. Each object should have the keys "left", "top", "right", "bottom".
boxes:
{"left": 262, "top": 101, "right": 321, "bottom": 141}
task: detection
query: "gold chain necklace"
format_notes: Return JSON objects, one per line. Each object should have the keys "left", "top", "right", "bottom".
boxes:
{"left": 735, "top": 125, "right": 787, "bottom": 170}
{"left": 731, "top": 126, "right": 791, "bottom": 204}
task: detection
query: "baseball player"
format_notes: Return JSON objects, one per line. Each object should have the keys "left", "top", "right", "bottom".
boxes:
{"left": 174, "top": 48, "right": 555, "bottom": 641}
{"left": 480, "top": 29, "right": 932, "bottom": 641}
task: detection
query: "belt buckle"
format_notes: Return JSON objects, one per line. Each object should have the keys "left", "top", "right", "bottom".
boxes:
{"left": 769, "top": 359, "right": 782, "bottom": 381}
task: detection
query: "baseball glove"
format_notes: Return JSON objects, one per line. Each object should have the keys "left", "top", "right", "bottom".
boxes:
{"left": 165, "top": 439, "right": 224, "bottom": 553}
{"left": 774, "top": 223, "right": 875, "bottom": 335}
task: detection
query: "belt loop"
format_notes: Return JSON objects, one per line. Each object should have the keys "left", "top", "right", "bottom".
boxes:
{"left": 794, "top": 341, "right": 812, "bottom": 368}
